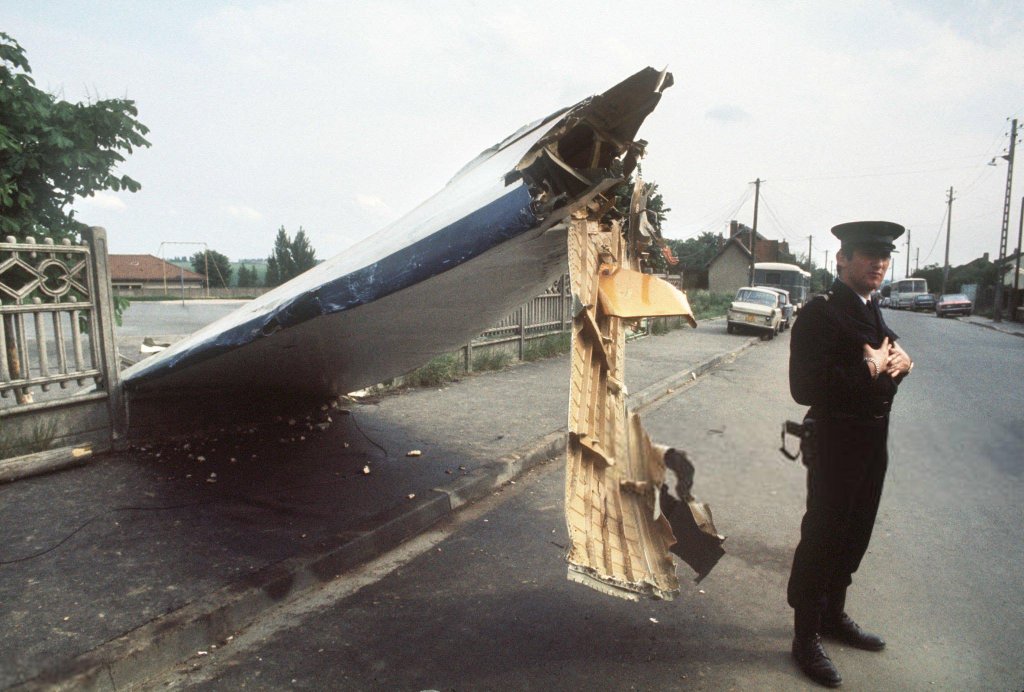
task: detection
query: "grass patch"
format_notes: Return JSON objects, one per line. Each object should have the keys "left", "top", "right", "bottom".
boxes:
{"left": 524, "top": 332, "right": 572, "bottom": 361}
{"left": 688, "top": 290, "right": 733, "bottom": 320}
{"left": 0, "top": 418, "right": 59, "bottom": 459}
{"left": 472, "top": 349, "right": 512, "bottom": 372}
{"left": 402, "top": 354, "right": 462, "bottom": 388}
{"left": 649, "top": 317, "right": 675, "bottom": 335}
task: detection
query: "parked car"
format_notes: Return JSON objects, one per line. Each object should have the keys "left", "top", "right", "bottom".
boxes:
{"left": 912, "top": 293, "right": 937, "bottom": 311}
{"left": 727, "top": 286, "right": 783, "bottom": 339}
{"left": 756, "top": 286, "right": 794, "bottom": 330}
{"left": 935, "top": 293, "right": 972, "bottom": 317}
{"left": 880, "top": 296, "right": 891, "bottom": 308}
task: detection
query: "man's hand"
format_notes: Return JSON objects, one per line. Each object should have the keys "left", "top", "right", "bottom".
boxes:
{"left": 887, "top": 340, "right": 913, "bottom": 376}
{"left": 863, "top": 337, "right": 890, "bottom": 379}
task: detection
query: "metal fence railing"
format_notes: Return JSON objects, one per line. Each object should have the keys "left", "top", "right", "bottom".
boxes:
{"left": 461, "top": 272, "right": 685, "bottom": 370}
{"left": 465, "top": 275, "right": 572, "bottom": 368}
{"left": 1, "top": 228, "right": 124, "bottom": 455}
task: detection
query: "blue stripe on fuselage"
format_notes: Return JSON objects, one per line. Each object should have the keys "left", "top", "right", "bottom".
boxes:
{"left": 124, "top": 184, "right": 539, "bottom": 388}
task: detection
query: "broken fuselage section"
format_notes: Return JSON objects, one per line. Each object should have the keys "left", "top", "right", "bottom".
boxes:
{"left": 118, "top": 66, "right": 723, "bottom": 598}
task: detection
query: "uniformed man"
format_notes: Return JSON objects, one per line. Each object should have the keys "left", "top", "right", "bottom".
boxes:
{"left": 787, "top": 221, "right": 914, "bottom": 687}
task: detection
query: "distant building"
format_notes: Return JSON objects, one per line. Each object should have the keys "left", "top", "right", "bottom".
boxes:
{"left": 707, "top": 221, "right": 792, "bottom": 294}
{"left": 109, "top": 255, "right": 206, "bottom": 295}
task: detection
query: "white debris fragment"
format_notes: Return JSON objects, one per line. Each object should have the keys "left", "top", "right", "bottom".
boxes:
{"left": 407, "top": 493, "right": 416, "bottom": 500}
{"left": 362, "top": 465, "right": 371, "bottom": 475}
{"left": 406, "top": 450, "right": 422, "bottom": 457}
{"left": 649, "top": 617, "right": 659, "bottom": 624}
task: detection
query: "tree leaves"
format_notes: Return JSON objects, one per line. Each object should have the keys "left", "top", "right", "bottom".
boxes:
{"left": 0, "top": 32, "right": 150, "bottom": 240}
{"left": 189, "top": 249, "right": 233, "bottom": 289}
{"left": 264, "top": 226, "right": 318, "bottom": 287}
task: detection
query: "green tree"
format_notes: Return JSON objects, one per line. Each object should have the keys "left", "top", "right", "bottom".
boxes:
{"left": 190, "top": 249, "right": 232, "bottom": 288}
{"left": 291, "top": 227, "right": 317, "bottom": 273}
{"left": 264, "top": 256, "right": 280, "bottom": 288}
{"left": 265, "top": 226, "right": 296, "bottom": 287}
{"left": 673, "top": 231, "right": 720, "bottom": 269}
{"left": 0, "top": 32, "right": 150, "bottom": 238}
{"left": 236, "top": 264, "right": 256, "bottom": 288}
{"left": 608, "top": 175, "right": 672, "bottom": 272}
{"left": 812, "top": 267, "right": 834, "bottom": 293}
{"left": 264, "top": 225, "right": 318, "bottom": 286}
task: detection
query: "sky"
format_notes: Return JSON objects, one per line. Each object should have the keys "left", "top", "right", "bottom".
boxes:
{"left": 4, "top": 0, "right": 1024, "bottom": 280}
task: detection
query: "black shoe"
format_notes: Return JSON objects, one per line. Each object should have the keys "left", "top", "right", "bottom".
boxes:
{"left": 792, "top": 634, "right": 842, "bottom": 688}
{"left": 822, "top": 613, "right": 886, "bottom": 651}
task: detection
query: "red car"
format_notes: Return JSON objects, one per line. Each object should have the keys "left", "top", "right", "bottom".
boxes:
{"left": 935, "top": 293, "right": 972, "bottom": 317}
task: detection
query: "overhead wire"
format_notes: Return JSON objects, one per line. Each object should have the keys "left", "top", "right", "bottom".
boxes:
{"left": 919, "top": 205, "right": 949, "bottom": 266}
{"left": 756, "top": 189, "right": 796, "bottom": 241}
{"left": 679, "top": 185, "right": 752, "bottom": 238}
{"left": 773, "top": 162, "right": 986, "bottom": 183}
{"left": 955, "top": 123, "right": 1015, "bottom": 198}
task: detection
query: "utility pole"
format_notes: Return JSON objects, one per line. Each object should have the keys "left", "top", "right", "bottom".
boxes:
{"left": 905, "top": 228, "right": 911, "bottom": 278}
{"left": 748, "top": 178, "right": 761, "bottom": 285}
{"left": 994, "top": 117, "right": 1017, "bottom": 322}
{"left": 941, "top": 187, "right": 955, "bottom": 295}
{"left": 807, "top": 235, "right": 813, "bottom": 273}
{"left": 915, "top": 248, "right": 920, "bottom": 273}
{"left": 823, "top": 249, "right": 829, "bottom": 287}
{"left": 1014, "top": 195, "right": 1023, "bottom": 315}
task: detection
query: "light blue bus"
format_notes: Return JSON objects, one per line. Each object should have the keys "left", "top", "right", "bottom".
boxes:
{"left": 890, "top": 277, "right": 928, "bottom": 310}
{"left": 753, "top": 262, "right": 811, "bottom": 309}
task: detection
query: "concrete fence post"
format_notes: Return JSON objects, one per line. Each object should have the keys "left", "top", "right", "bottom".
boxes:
{"left": 518, "top": 306, "right": 526, "bottom": 360}
{"left": 83, "top": 227, "right": 127, "bottom": 450}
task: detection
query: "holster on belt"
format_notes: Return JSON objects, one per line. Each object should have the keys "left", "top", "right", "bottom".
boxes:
{"left": 780, "top": 418, "right": 816, "bottom": 466}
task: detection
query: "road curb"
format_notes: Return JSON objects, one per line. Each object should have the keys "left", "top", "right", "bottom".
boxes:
{"left": 15, "top": 342, "right": 749, "bottom": 691}
{"left": 958, "top": 316, "right": 1024, "bottom": 338}
{"left": 630, "top": 336, "right": 760, "bottom": 413}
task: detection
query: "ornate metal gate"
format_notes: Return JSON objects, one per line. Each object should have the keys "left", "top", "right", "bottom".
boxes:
{"left": 0, "top": 227, "right": 124, "bottom": 458}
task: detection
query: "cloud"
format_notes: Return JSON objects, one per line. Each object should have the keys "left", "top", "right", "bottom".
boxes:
{"left": 78, "top": 192, "right": 127, "bottom": 210}
{"left": 223, "top": 204, "right": 262, "bottom": 221}
{"left": 705, "top": 105, "right": 750, "bottom": 124}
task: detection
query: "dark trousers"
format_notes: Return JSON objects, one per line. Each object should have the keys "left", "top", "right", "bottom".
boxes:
{"left": 788, "top": 417, "right": 889, "bottom": 621}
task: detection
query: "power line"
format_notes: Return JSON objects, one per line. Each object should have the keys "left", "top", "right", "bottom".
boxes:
{"left": 757, "top": 190, "right": 796, "bottom": 241}
{"left": 692, "top": 185, "right": 752, "bottom": 232}
{"left": 920, "top": 205, "right": 948, "bottom": 266}
{"left": 774, "top": 162, "right": 985, "bottom": 183}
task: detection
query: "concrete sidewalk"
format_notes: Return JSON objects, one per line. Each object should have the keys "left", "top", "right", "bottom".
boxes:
{"left": 0, "top": 319, "right": 761, "bottom": 691}
{"left": 959, "top": 313, "right": 1024, "bottom": 338}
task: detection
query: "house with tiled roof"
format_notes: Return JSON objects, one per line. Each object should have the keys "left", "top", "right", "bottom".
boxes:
{"left": 707, "top": 221, "right": 792, "bottom": 294}
{"left": 108, "top": 255, "right": 206, "bottom": 295}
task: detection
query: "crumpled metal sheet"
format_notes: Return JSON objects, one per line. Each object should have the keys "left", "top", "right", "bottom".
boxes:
{"left": 564, "top": 193, "right": 724, "bottom": 601}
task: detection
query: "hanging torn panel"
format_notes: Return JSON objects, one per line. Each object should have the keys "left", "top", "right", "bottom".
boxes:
{"left": 564, "top": 181, "right": 724, "bottom": 601}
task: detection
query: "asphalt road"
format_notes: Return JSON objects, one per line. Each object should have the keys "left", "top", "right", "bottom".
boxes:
{"left": 151, "top": 311, "right": 1023, "bottom": 690}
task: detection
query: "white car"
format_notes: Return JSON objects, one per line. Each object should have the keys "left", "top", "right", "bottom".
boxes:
{"left": 727, "top": 286, "right": 783, "bottom": 339}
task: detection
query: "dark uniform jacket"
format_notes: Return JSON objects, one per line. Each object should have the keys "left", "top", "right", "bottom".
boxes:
{"left": 790, "top": 279, "right": 904, "bottom": 421}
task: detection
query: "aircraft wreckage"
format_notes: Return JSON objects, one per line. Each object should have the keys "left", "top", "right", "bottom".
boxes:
{"left": 121, "top": 67, "right": 724, "bottom": 600}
